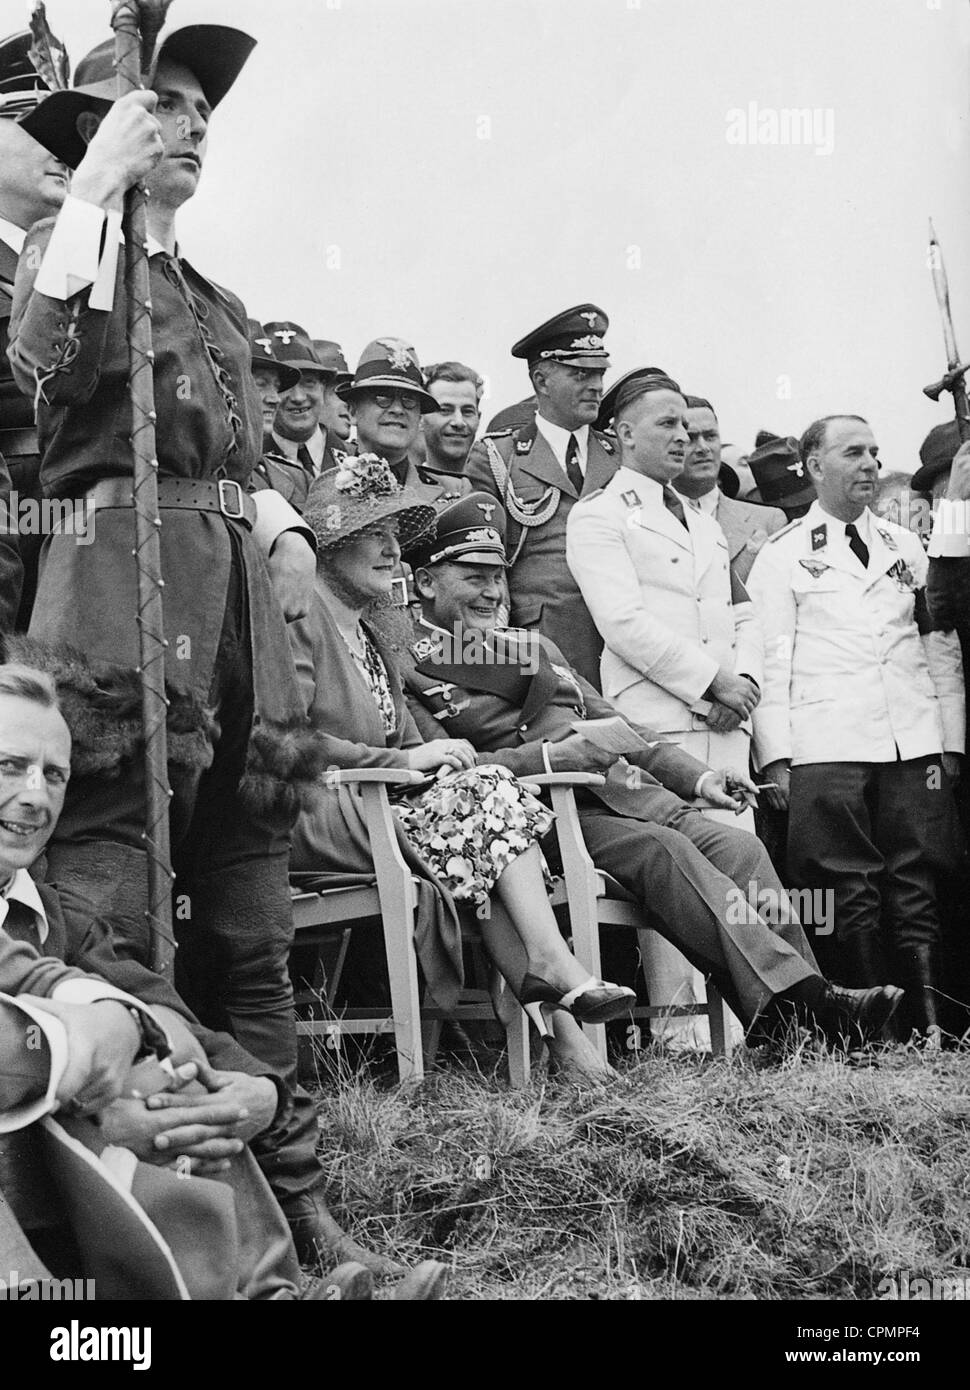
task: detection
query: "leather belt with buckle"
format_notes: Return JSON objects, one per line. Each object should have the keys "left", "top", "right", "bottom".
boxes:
{"left": 82, "top": 476, "right": 256, "bottom": 530}
{"left": 0, "top": 426, "right": 39, "bottom": 458}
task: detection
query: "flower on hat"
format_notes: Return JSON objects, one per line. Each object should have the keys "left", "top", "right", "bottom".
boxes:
{"left": 333, "top": 452, "right": 402, "bottom": 501}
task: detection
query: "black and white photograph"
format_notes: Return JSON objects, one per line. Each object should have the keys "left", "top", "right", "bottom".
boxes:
{"left": 0, "top": 0, "right": 967, "bottom": 1341}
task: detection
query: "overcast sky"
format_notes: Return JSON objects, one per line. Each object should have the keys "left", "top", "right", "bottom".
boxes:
{"left": 15, "top": 0, "right": 970, "bottom": 466}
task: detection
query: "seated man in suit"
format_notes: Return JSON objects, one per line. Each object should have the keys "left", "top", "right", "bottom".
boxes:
{"left": 400, "top": 495, "right": 904, "bottom": 1049}
{"left": 0, "top": 661, "right": 443, "bottom": 1298}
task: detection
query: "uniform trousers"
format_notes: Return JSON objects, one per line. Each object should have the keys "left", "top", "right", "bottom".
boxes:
{"left": 787, "top": 757, "right": 956, "bottom": 986}
{"left": 41, "top": 541, "right": 323, "bottom": 1207}
{"left": 574, "top": 797, "right": 819, "bottom": 1026}
{"left": 627, "top": 727, "right": 752, "bottom": 1049}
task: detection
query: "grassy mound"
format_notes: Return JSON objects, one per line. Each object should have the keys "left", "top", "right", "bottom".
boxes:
{"left": 309, "top": 1043, "right": 970, "bottom": 1300}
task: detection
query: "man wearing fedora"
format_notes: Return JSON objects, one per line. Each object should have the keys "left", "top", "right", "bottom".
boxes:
{"left": 672, "top": 395, "right": 787, "bottom": 583}
{"left": 5, "top": 22, "right": 380, "bottom": 1268}
{"left": 463, "top": 305, "right": 618, "bottom": 688}
{"left": 338, "top": 337, "right": 470, "bottom": 503}
{"left": 262, "top": 320, "right": 345, "bottom": 490}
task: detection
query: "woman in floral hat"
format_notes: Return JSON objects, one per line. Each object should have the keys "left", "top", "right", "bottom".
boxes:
{"left": 287, "top": 455, "right": 634, "bottom": 1077}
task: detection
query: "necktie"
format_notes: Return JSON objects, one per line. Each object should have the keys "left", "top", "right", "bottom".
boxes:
{"left": 297, "top": 443, "right": 315, "bottom": 476}
{"left": 565, "top": 433, "right": 584, "bottom": 495}
{"left": 846, "top": 522, "right": 869, "bottom": 568}
{"left": 663, "top": 486, "right": 689, "bottom": 530}
{"left": 2, "top": 897, "right": 43, "bottom": 948}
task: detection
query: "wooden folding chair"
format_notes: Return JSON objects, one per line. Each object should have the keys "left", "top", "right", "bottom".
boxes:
{"left": 532, "top": 772, "right": 732, "bottom": 1063}
{"left": 290, "top": 769, "right": 530, "bottom": 1085}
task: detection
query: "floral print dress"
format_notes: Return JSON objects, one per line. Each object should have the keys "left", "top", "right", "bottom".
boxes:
{"left": 351, "top": 629, "right": 554, "bottom": 909}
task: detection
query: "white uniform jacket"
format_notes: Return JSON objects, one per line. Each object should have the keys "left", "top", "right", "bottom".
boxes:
{"left": 747, "top": 501, "right": 965, "bottom": 768}
{"left": 565, "top": 466, "right": 764, "bottom": 734}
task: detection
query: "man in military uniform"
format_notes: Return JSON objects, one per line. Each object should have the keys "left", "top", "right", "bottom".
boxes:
{"left": 749, "top": 415, "right": 964, "bottom": 1040}
{"left": 463, "top": 304, "right": 618, "bottom": 688}
{"left": 337, "top": 338, "right": 470, "bottom": 502}
{"left": 568, "top": 370, "right": 762, "bottom": 1051}
{"left": 247, "top": 324, "right": 308, "bottom": 507}
{"left": 672, "top": 395, "right": 787, "bottom": 582}
{"left": 0, "top": 29, "right": 60, "bottom": 630}
{"left": 400, "top": 494, "right": 904, "bottom": 1048}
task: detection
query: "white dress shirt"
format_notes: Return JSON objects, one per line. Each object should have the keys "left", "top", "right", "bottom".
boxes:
{"left": 271, "top": 427, "right": 326, "bottom": 474}
{"left": 535, "top": 415, "right": 589, "bottom": 479}
{"left": 0, "top": 215, "right": 26, "bottom": 257}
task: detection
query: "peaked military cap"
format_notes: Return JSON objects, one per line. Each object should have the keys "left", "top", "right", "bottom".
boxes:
{"left": 512, "top": 304, "right": 611, "bottom": 369}
{"left": 262, "top": 322, "right": 325, "bottom": 376}
{"left": 21, "top": 24, "right": 255, "bottom": 169}
{"left": 912, "top": 420, "right": 961, "bottom": 492}
{"left": 747, "top": 435, "right": 816, "bottom": 509}
{"left": 337, "top": 337, "right": 438, "bottom": 412}
{"left": 404, "top": 492, "right": 508, "bottom": 569}
{"left": 248, "top": 322, "right": 300, "bottom": 390}
{"left": 312, "top": 339, "right": 353, "bottom": 385}
{"left": 0, "top": 30, "right": 52, "bottom": 119}
{"left": 596, "top": 366, "right": 682, "bottom": 430}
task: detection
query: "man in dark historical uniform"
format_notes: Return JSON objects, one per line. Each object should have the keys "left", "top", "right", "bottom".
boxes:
{"left": 400, "top": 494, "right": 904, "bottom": 1047}
{"left": 463, "top": 305, "right": 618, "bottom": 688}
{"left": 6, "top": 24, "right": 380, "bottom": 1268}
{"left": 0, "top": 29, "right": 61, "bottom": 631}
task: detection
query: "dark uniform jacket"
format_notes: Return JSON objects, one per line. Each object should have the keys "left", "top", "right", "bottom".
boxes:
{"left": 7, "top": 220, "right": 308, "bottom": 786}
{"left": 0, "top": 235, "right": 27, "bottom": 629}
{"left": 463, "top": 420, "right": 618, "bottom": 687}
{"left": 403, "top": 620, "right": 709, "bottom": 823}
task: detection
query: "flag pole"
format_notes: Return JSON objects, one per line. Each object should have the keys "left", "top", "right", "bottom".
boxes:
{"left": 110, "top": 0, "right": 175, "bottom": 976}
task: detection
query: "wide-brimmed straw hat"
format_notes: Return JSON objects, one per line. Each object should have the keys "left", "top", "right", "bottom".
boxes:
{"left": 20, "top": 24, "right": 255, "bottom": 169}
{"left": 304, "top": 454, "right": 436, "bottom": 551}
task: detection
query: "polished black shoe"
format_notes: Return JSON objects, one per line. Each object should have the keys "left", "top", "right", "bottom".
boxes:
{"left": 819, "top": 983, "right": 904, "bottom": 1045}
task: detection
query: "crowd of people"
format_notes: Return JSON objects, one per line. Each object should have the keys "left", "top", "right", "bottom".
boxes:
{"left": 0, "top": 18, "right": 968, "bottom": 1301}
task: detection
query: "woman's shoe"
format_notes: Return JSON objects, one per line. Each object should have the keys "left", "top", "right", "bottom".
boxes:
{"left": 520, "top": 972, "right": 635, "bottom": 1032}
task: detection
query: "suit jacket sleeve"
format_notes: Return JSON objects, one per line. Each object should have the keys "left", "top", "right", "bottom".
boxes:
{"left": 0, "top": 927, "right": 85, "bottom": 998}
{"left": 746, "top": 541, "right": 796, "bottom": 767}
{"left": 0, "top": 994, "right": 65, "bottom": 1130}
{"left": 566, "top": 499, "right": 719, "bottom": 703}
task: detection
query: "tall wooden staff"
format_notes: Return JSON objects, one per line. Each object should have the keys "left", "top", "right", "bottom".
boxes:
{"left": 110, "top": 0, "right": 175, "bottom": 976}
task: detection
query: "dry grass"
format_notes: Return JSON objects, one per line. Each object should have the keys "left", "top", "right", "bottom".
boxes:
{"left": 306, "top": 1039, "right": 970, "bottom": 1300}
